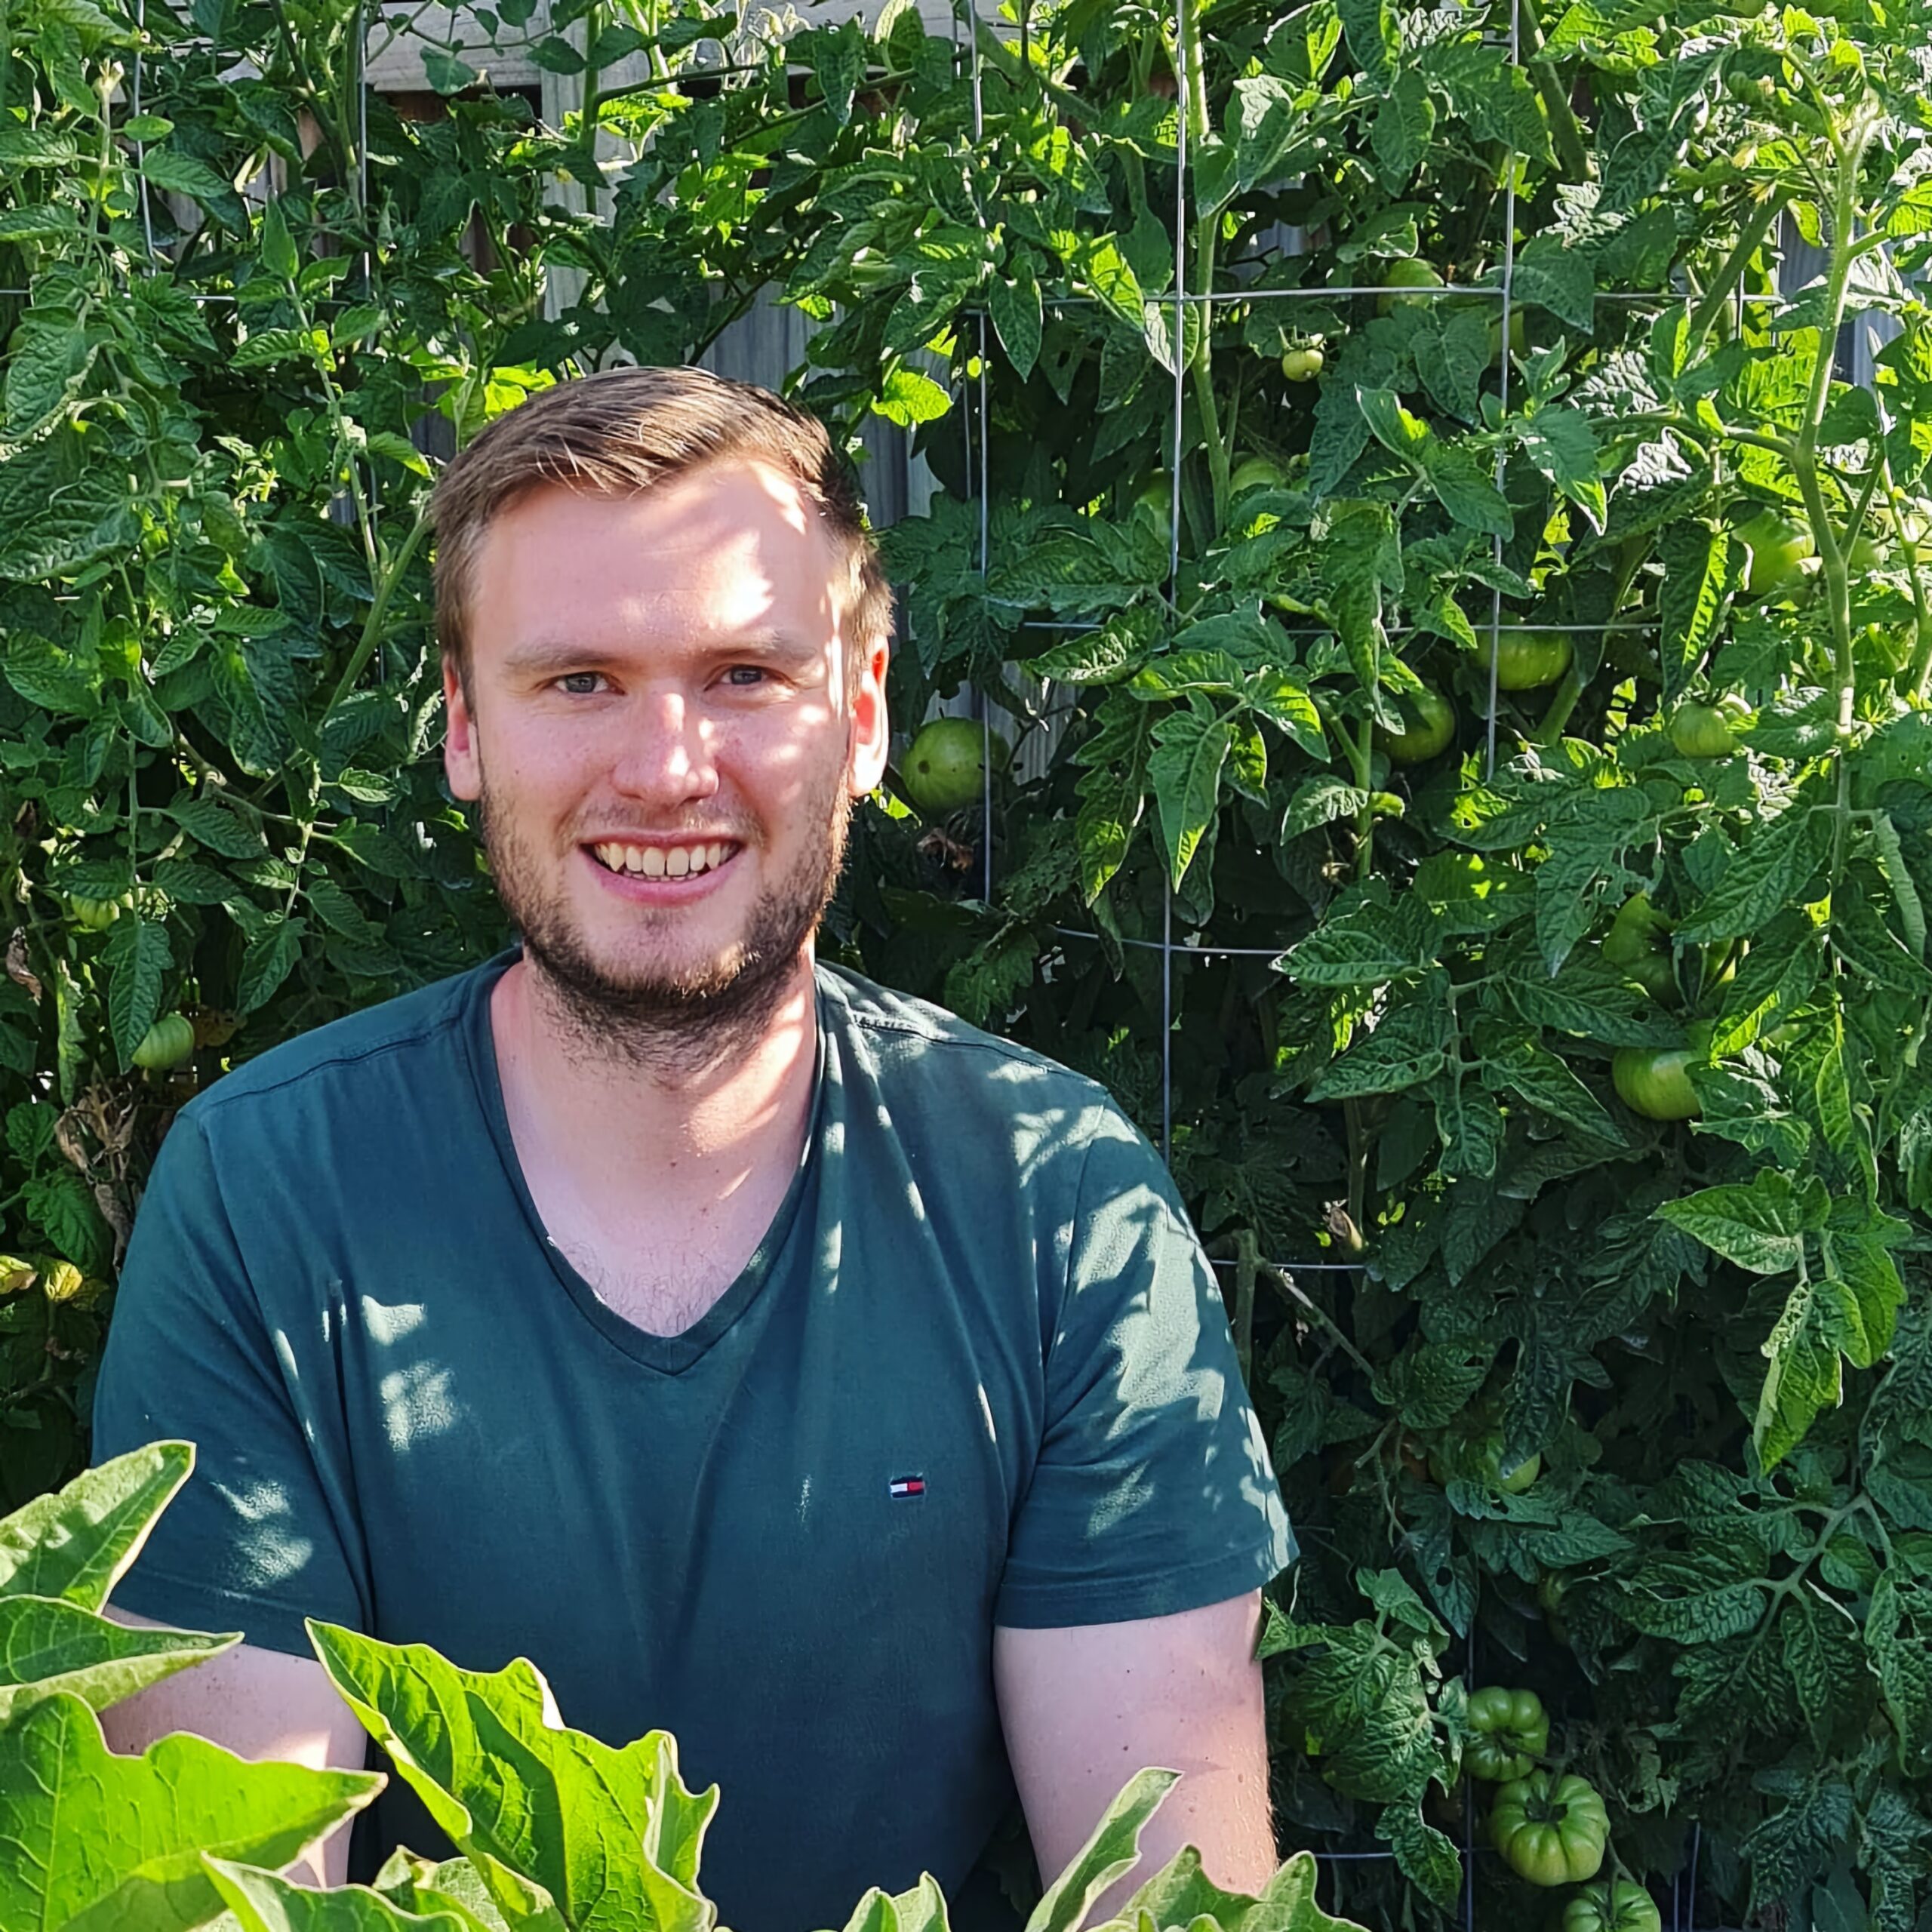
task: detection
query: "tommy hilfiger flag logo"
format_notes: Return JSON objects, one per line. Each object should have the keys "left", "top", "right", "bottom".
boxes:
{"left": 888, "top": 1475, "right": 926, "bottom": 1499}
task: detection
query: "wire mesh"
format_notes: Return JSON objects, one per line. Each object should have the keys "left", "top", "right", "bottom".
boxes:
{"left": 940, "top": 0, "right": 1702, "bottom": 1921}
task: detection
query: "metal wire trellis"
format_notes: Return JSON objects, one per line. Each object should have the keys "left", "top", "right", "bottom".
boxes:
{"left": 938, "top": 0, "right": 1712, "bottom": 1923}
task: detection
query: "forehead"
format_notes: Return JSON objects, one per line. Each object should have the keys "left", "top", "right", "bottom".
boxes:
{"left": 467, "top": 460, "right": 843, "bottom": 655}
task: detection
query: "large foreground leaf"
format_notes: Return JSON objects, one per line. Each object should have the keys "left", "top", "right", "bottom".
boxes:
{"left": 0, "top": 1690, "right": 380, "bottom": 1932}
{"left": 205, "top": 1858, "right": 487, "bottom": 1932}
{"left": 372, "top": 1852, "right": 524, "bottom": 1931}
{"left": 0, "top": 1591, "right": 235, "bottom": 1718}
{"left": 824, "top": 1873, "right": 952, "bottom": 1932}
{"left": 1023, "top": 1767, "right": 1180, "bottom": 1932}
{"left": 309, "top": 1621, "right": 719, "bottom": 1932}
{"left": 0, "top": 1440, "right": 195, "bottom": 1610}
{"left": 1110, "top": 1845, "right": 1367, "bottom": 1932}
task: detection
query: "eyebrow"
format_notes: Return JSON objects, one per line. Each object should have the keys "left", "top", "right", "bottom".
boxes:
{"left": 499, "top": 629, "right": 825, "bottom": 679}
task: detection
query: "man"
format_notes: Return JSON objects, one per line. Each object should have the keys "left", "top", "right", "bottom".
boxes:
{"left": 92, "top": 366, "right": 1296, "bottom": 1932}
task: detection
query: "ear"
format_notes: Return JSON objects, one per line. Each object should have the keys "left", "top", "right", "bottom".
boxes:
{"left": 443, "top": 654, "right": 483, "bottom": 802}
{"left": 845, "top": 632, "right": 891, "bottom": 797}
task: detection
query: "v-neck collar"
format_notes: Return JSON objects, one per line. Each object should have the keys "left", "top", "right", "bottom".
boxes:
{"left": 460, "top": 949, "right": 827, "bottom": 1375}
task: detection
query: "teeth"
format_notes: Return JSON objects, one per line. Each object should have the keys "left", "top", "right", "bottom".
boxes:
{"left": 593, "top": 841, "right": 736, "bottom": 878}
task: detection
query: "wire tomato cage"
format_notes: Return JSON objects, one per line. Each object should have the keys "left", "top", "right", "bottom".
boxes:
{"left": 939, "top": 0, "right": 1711, "bottom": 1924}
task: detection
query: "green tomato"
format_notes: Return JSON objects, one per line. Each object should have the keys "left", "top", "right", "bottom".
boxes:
{"left": 1134, "top": 472, "right": 1176, "bottom": 555}
{"left": 1844, "top": 526, "right": 1886, "bottom": 574}
{"left": 69, "top": 894, "right": 123, "bottom": 931}
{"left": 1601, "top": 893, "right": 1669, "bottom": 966}
{"left": 1668, "top": 695, "right": 1750, "bottom": 759}
{"left": 1377, "top": 256, "right": 1446, "bottom": 313}
{"left": 1229, "top": 456, "right": 1287, "bottom": 497}
{"left": 1611, "top": 1046, "right": 1700, "bottom": 1121}
{"left": 131, "top": 1011, "right": 197, "bottom": 1072}
{"left": 1379, "top": 686, "right": 1457, "bottom": 765}
{"left": 1281, "top": 346, "right": 1324, "bottom": 382}
{"left": 1428, "top": 1414, "right": 1540, "bottom": 1494}
{"left": 1600, "top": 893, "right": 1676, "bottom": 1002}
{"left": 1491, "top": 627, "right": 1574, "bottom": 691}
{"left": 1733, "top": 506, "right": 1814, "bottom": 599}
{"left": 1489, "top": 1772, "right": 1610, "bottom": 1887}
{"left": 1466, "top": 1687, "right": 1550, "bottom": 1782}
{"left": 900, "top": 716, "right": 1009, "bottom": 816}
{"left": 1563, "top": 1880, "right": 1663, "bottom": 1932}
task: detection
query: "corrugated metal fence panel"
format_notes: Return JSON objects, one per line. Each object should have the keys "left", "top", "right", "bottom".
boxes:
{"left": 367, "top": 0, "right": 976, "bottom": 93}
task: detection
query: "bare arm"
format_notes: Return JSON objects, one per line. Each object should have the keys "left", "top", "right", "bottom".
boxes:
{"left": 993, "top": 1591, "right": 1275, "bottom": 1926}
{"left": 101, "top": 1610, "right": 369, "bottom": 1887}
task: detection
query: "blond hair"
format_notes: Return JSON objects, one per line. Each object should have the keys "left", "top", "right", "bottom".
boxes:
{"left": 431, "top": 365, "right": 892, "bottom": 692}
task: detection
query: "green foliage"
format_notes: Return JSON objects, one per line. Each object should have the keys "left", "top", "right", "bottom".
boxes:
{"left": 0, "top": 1441, "right": 1367, "bottom": 1932}
{"left": 7, "top": 0, "right": 1932, "bottom": 1921}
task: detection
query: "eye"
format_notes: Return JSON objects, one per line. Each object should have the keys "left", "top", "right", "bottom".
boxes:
{"left": 723, "top": 666, "right": 767, "bottom": 688}
{"left": 557, "top": 672, "right": 606, "bottom": 696}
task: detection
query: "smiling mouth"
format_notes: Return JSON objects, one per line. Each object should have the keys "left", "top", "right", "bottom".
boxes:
{"left": 589, "top": 839, "right": 741, "bottom": 881}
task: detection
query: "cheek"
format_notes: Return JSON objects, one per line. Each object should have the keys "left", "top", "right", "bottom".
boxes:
{"left": 486, "top": 717, "right": 602, "bottom": 797}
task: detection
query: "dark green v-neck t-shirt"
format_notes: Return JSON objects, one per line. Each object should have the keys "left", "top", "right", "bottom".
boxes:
{"left": 92, "top": 953, "right": 1294, "bottom": 1932}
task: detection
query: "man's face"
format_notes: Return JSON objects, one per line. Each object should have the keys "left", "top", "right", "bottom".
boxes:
{"left": 443, "top": 461, "right": 889, "bottom": 1033}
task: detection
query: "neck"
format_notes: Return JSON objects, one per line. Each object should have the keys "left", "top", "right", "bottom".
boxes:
{"left": 491, "top": 948, "right": 820, "bottom": 1183}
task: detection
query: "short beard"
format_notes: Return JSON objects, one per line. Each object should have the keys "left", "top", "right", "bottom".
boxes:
{"left": 478, "top": 767, "right": 853, "bottom": 1078}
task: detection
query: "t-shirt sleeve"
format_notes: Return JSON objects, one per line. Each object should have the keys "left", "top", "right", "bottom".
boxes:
{"left": 89, "top": 1109, "right": 368, "bottom": 1656}
{"left": 992, "top": 1105, "right": 1296, "bottom": 1629}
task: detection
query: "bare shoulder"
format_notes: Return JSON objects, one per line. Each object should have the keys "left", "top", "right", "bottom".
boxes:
{"left": 100, "top": 1607, "right": 365, "bottom": 1765}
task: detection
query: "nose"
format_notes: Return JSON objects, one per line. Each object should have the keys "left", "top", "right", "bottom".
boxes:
{"left": 607, "top": 686, "right": 719, "bottom": 808}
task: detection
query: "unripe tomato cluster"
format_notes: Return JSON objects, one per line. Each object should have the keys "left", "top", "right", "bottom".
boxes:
{"left": 1460, "top": 1687, "right": 1646, "bottom": 1913}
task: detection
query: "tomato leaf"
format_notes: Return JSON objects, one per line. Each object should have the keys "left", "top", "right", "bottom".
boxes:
{"left": 1676, "top": 799, "right": 1832, "bottom": 945}
{"left": 104, "top": 912, "right": 172, "bottom": 1071}
{"left": 1656, "top": 1169, "right": 1824, "bottom": 1275}
{"left": 1309, "top": 1001, "right": 1447, "bottom": 1100}
{"left": 1376, "top": 1800, "right": 1463, "bottom": 1912}
{"left": 988, "top": 254, "right": 1043, "bottom": 383}
{"left": 1148, "top": 701, "right": 1233, "bottom": 889}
